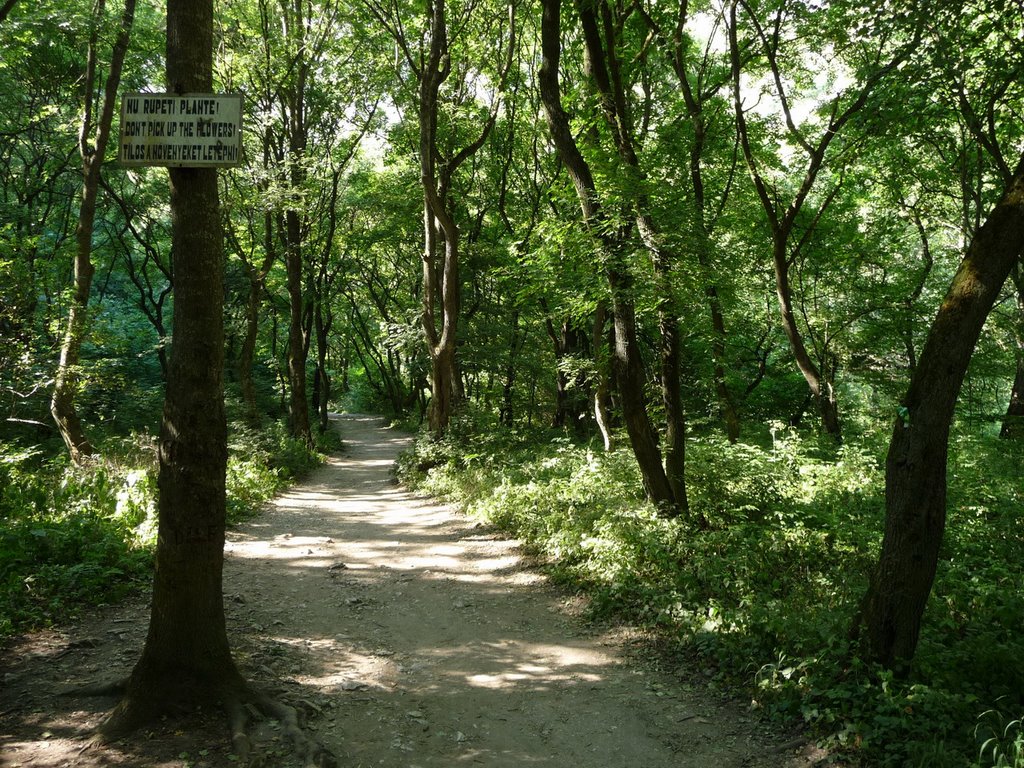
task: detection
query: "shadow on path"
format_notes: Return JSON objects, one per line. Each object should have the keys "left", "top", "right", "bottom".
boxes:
{"left": 220, "top": 413, "right": 781, "bottom": 768}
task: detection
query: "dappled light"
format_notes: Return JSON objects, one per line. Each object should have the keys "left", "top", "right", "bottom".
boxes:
{"left": 3, "top": 0, "right": 1021, "bottom": 760}
{"left": 210, "top": 415, "right": 781, "bottom": 767}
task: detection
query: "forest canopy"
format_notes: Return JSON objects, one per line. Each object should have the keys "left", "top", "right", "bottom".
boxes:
{"left": 1, "top": 0, "right": 1023, "bottom": 764}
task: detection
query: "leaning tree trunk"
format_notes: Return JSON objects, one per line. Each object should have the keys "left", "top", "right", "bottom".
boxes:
{"left": 538, "top": 0, "right": 677, "bottom": 513}
{"left": 855, "top": 155, "right": 1024, "bottom": 668}
{"left": 51, "top": 0, "right": 135, "bottom": 462}
{"left": 772, "top": 238, "right": 842, "bottom": 440}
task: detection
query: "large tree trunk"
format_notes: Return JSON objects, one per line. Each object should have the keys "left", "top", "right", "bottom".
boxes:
{"left": 855, "top": 155, "right": 1024, "bottom": 668}
{"left": 607, "top": 272, "right": 678, "bottom": 511}
{"left": 418, "top": 0, "right": 458, "bottom": 437}
{"left": 100, "top": 5, "right": 334, "bottom": 762}
{"left": 51, "top": 0, "right": 135, "bottom": 462}
{"left": 101, "top": 0, "right": 242, "bottom": 734}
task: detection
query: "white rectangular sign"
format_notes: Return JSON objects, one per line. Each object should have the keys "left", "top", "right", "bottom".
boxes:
{"left": 119, "top": 93, "right": 242, "bottom": 168}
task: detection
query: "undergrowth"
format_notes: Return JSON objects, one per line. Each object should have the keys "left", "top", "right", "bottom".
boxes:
{"left": 0, "top": 419, "right": 335, "bottom": 644}
{"left": 396, "top": 412, "right": 1024, "bottom": 768}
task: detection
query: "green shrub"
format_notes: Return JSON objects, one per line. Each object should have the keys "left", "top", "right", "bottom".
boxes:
{"left": 977, "top": 709, "right": 1024, "bottom": 768}
{"left": 396, "top": 413, "right": 1024, "bottom": 767}
{"left": 226, "top": 421, "right": 326, "bottom": 521}
{"left": 0, "top": 447, "right": 154, "bottom": 640}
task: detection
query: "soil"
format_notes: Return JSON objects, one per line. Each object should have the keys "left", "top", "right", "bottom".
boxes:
{"left": 0, "top": 414, "right": 829, "bottom": 768}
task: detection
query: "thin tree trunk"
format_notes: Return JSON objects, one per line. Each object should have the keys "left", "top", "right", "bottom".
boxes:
{"left": 854, "top": 155, "right": 1024, "bottom": 668}
{"left": 313, "top": 300, "right": 331, "bottom": 433}
{"left": 238, "top": 211, "right": 276, "bottom": 427}
{"left": 728, "top": 0, "right": 913, "bottom": 442}
{"left": 771, "top": 238, "right": 841, "bottom": 440}
{"left": 1001, "top": 356, "right": 1024, "bottom": 439}
{"left": 51, "top": 0, "right": 136, "bottom": 462}
{"left": 592, "top": 302, "right": 613, "bottom": 451}
{"left": 1000, "top": 266, "right": 1024, "bottom": 438}
{"left": 499, "top": 309, "right": 520, "bottom": 427}
{"left": 545, "top": 317, "right": 588, "bottom": 431}
{"left": 637, "top": 1, "right": 740, "bottom": 443}
{"left": 284, "top": 209, "right": 312, "bottom": 445}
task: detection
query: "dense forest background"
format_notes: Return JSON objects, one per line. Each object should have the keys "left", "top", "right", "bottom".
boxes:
{"left": 1, "top": 0, "right": 1023, "bottom": 764}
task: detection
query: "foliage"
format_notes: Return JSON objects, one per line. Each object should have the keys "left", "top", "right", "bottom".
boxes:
{"left": 0, "top": 445, "right": 154, "bottom": 640}
{"left": 226, "top": 420, "right": 327, "bottom": 522}
{"left": 1, "top": 0, "right": 1022, "bottom": 762}
{"left": 398, "top": 411, "right": 1024, "bottom": 767}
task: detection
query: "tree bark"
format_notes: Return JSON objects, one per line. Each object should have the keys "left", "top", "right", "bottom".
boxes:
{"left": 279, "top": 0, "right": 314, "bottom": 447}
{"left": 592, "top": 302, "right": 614, "bottom": 451}
{"left": 855, "top": 155, "right": 1024, "bottom": 668}
{"left": 499, "top": 309, "right": 521, "bottom": 427}
{"left": 50, "top": 0, "right": 136, "bottom": 462}
{"left": 728, "top": 0, "right": 915, "bottom": 441}
{"left": 284, "top": 208, "right": 312, "bottom": 445}
{"left": 545, "top": 317, "right": 589, "bottom": 432}
{"left": 100, "top": 6, "right": 335, "bottom": 762}
{"left": 101, "top": 0, "right": 243, "bottom": 734}
{"left": 313, "top": 298, "right": 332, "bottom": 433}
{"left": 418, "top": 0, "right": 458, "bottom": 437}
{"left": 0, "top": 0, "right": 19, "bottom": 24}
{"left": 414, "top": 0, "right": 512, "bottom": 436}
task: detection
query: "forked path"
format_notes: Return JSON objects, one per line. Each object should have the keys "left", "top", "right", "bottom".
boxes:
{"left": 0, "top": 414, "right": 818, "bottom": 767}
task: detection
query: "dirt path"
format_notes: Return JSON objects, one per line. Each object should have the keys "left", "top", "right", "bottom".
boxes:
{"left": 1, "top": 414, "right": 820, "bottom": 767}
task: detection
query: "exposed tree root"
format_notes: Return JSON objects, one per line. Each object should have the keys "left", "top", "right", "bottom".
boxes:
{"left": 59, "top": 677, "right": 128, "bottom": 698}
{"left": 229, "top": 685, "right": 337, "bottom": 768}
{"left": 93, "top": 677, "right": 336, "bottom": 768}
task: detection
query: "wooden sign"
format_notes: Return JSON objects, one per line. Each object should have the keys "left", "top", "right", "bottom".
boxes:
{"left": 119, "top": 93, "right": 242, "bottom": 168}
